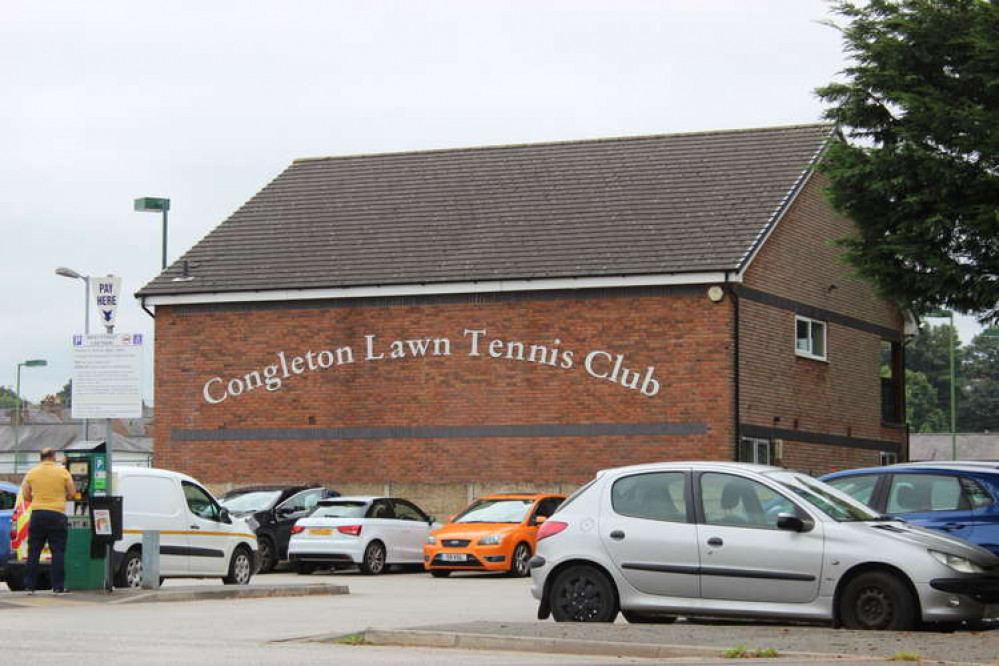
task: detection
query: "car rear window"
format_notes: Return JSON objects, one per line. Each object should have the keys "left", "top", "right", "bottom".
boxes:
{"left": 312, "top": 501, "right": 368, "bottom": 518}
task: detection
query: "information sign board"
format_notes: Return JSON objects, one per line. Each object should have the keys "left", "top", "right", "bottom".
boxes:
{"left": 71, "top": 333, "right": 143, "bottom": 419}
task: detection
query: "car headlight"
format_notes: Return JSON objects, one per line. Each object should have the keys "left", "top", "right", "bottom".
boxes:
{"left": 425, "top": 535, "right": 436, "bottom": 545}
{"left": 478, "top": 534, "right": 503, "bottom": 546}
{"left": 930, "top": 550, "right": 987, "bottom": 574}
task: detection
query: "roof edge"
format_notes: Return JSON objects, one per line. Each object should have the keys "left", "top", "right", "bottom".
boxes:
{"left": 140, "top": 271, "right": 737, "bottom": 308}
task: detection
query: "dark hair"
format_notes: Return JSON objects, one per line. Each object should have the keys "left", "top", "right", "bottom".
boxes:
{"left": 40, "top": 448, "right": 56, "bottom": 461}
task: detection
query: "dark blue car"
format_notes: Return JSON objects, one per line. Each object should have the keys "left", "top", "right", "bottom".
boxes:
{"left": 821, "top": 463, "right": 999, "bottom": 555}
{"left": 0, "top": 481, "right": 19, "bottom": 577}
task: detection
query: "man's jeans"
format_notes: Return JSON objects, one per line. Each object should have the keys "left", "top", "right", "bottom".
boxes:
{"left": 26, "top": 509, "right": 68, "bottom": 591}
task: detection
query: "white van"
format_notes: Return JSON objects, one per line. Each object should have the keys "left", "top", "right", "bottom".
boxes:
{"left": 112, "top": 467, "right": 258, "bottom": 588}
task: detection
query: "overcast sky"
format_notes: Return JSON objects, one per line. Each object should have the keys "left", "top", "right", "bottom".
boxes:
{"left": 1, "top": 1, "right": 986, "bottom": 404}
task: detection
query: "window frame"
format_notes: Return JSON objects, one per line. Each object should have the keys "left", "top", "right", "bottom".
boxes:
{"left": 610, "top": 471, "right": 690, "bottom": 523}
{"left": 182, "top": 480, "right": 223, "bottom": 522}
{"left": 795, "top": 315, "right": 828, "bottom": 361}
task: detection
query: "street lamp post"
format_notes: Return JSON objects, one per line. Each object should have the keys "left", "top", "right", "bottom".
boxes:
{"left": 14, "top": 359, "right": 47, "bottom": 474}
{"left": 133, "top": 197, "right": 171, "bottom": 269}
{"left": 926, "top": 309, "right": 957, "bottom": 460}
{"left": 55, "top": 267, "right": 91, "bottom": 440}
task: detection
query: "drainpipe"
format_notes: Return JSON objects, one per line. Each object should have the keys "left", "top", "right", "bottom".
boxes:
{"left": 728, "top": 273, "right": 741, "bottom": 462}
{"left": 140, "top": 296, "right": 155, "bottom": 319}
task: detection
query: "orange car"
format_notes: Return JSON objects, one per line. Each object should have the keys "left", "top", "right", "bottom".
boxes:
{"left": 424, "top": 493, "right": 565, "bottom": 577}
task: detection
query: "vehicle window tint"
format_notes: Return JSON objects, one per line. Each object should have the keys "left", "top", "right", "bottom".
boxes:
{"left": 887, "top": 474, "right": 967, "bottom": 513}
{"left": 700, "top": 473, "right": 796, "bottom": 530}
{"left": 960, "top": 477, "right": 993, "bottom": 509}
{"left": 531, "top": 497, "right": 564, "bottom": 523}
{"left": 0, "top": 489, "right": 16, "bottom": 510}
{"left": 825, "top": 475, "right": 879, "bottom": 507}
{"left": 183, "top": 482, "right": 221, "bottom": 521}
{"left": 366, "top": 499, "right": 395, "bottom": 519}
{"left": 313, "top": 501, "right": 367, "bottom": 518}
{"left": 278, "top": 489, "right": 318, "bottom": 514}
{"left": 612, "top": 472, "right": 687, "bottom": 522}
{"left": 391, "top": 500, "right": 427, "bottom": 521}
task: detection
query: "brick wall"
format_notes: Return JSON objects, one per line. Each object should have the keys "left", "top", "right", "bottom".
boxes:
{"left": 739, "top": 174, "right": 905, "bottom": 472}
{"left": 155, "top": 288, "right": 736, "bottom": 502}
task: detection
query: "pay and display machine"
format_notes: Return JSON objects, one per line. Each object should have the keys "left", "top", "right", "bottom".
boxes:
{"left": 64, "top": 441, "right": 122, "bottom": 590}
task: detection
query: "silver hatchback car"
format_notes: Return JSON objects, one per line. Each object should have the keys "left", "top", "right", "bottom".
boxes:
{"left": 530, "top": 462, "right": 999, "bottom": 630}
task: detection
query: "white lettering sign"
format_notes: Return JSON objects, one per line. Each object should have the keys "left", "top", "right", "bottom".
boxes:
{"left": 200, "top": 329, "right": 661, "bottom": 405}
{"left": 92, "top": 276, "right": 122, "bottom": 330}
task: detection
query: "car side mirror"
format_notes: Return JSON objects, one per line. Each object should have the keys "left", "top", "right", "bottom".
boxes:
{"left": 534, "top": 515, "right": 547, "bottom": 526}
{"left": 776, "top": 513, "right": 807, "bottom": 532}
{"left": 220, "top": 507, "right": 232, "bottom": 524}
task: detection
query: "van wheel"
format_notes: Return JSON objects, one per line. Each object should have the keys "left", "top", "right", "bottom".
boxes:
{"left": 359, "top": 541, "right": 386, "bottom": 575}
{"left": 550, "top": 565, "right": 618, "bottom": 622}
{"left": 257, "top": 537, "right": 277, "bottom": 574}
{"left": 223, "top": 546, "right": 253, "bottom": 585}
{"left": 507, "top": 543, "right": 532, "bottom": 577}
{"left": 114, "top": 549, "right": 143, "bottom": 589}
{"left": 839, "top": 571, "right": 917, "bottom": 630}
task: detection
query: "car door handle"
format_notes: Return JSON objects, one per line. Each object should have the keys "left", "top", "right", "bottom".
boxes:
{"left": 609, "top": 530, "right": 625, "bottom": 540}
{"left": 190, "top": 525, "right": 200, "bottom": 530}
{"left": 707, "top": 537, "right": 723, "bottom": 547}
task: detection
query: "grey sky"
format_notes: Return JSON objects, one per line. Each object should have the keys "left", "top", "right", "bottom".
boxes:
{"left": 1, "top": 0, "right": 984, "bottom": 403}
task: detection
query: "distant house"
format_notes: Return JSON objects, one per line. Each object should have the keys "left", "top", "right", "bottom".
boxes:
{"left": 137, "top": 124, "right": 910, "bottom": 507}
{"left": 0, "top": 405, "right": 153, "bottom": 475}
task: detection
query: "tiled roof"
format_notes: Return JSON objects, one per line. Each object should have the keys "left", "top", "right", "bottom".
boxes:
{"left": 137, "top": 124, "right": 833, "bottom": 297}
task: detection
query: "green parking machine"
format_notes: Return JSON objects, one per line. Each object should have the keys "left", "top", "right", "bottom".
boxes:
{"left": 64, "top": 441, "right": 122, "bottom": 590}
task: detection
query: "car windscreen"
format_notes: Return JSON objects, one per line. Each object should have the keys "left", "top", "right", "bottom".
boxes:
{"left": 767, "top": 471, "right": 881, "bottom": 522}
{"left": 454, "top": 498, "right": 532, "bottom": 523}
{"left": 220, "top": 490, "right": 283, "bottom": 512}
{"left": 312, "top": 501, "right": 368, "bottom": 518}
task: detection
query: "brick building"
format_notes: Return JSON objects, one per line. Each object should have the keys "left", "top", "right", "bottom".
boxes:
{"left": 137, "top": 124, "right": 910, "bottom": 514}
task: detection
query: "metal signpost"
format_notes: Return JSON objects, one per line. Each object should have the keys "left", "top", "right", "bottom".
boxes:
{"left": 70, "top": 275, "right": 142, "bottom": 591}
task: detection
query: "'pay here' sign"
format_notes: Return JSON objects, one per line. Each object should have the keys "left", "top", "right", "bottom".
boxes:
{"left": 93, "top": 276, "right": 122, "bottom": 330}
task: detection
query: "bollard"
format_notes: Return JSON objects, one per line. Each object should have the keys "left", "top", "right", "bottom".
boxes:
{"left": 141, "top": 531, "right": 161, "bottom": 589}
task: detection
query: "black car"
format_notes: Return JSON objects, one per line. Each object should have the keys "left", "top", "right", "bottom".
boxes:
{"left": 220, "top": 485, "right": 339, "bottom": 573}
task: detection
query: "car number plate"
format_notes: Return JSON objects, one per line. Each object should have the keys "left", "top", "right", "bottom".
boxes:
{"left": 440, "top": 553, "right": 467, "bottom": 562}
{"left": 309, "top": 528, "right": 333, "bottom": 536}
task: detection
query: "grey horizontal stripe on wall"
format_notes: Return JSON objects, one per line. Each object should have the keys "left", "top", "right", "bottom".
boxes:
{"left": 740, "top": 424, "right": 900, "bottom": 453}
{"left": 172, "top": 422, "right": 708, "bottom": 442}
{"left": 170, "top": 284, "right": 704, "bottom": 315}
{"left": 734, "top": 286, "right": 901, "bottom": 342}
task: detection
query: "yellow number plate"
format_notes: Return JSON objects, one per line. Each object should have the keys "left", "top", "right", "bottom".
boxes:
{"left": 309, "top": 528, "right": 332, "bottom": 536}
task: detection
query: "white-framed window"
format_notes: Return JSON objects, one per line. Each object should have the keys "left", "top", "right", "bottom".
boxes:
{"left": 739, "top": 437, "right": 771, "bottom": 465}
{"left": 795, "top": 315, "right": 827, "bottom": 360}
{"left": 879, "top": 451, "right": 898, "bottom": 466}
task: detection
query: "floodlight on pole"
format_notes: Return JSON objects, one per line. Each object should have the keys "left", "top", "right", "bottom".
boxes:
{"left": 925, "top": 309, "right": 957, "bottom": 460}
{"left": 133, "top": 197, "right": 171, "bottom": 269}
{"left": 14, "top": 359, "right": 47, "bottom": 474}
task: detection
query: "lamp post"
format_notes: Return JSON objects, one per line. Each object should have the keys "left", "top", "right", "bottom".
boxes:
{"left": 55, "top": 267, "right": 91, "bottom": 440}
{"left": 14, "top": 359, "right": 47, "bottom": 474}
{"left": 133, "top": 197, "right": 171, "bottom": 269}
{"left": 926, "top": 309, "right": 957, "bottom": 460}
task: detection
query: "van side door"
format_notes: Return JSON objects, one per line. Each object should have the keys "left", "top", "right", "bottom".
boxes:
{"left": 182, "top": 481, "right": 232, "bottom": 575}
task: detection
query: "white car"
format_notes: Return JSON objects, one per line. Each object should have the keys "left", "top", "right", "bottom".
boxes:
{"left": 288, "top": 496, "right": 438, "bottom": 575}
{"left": 530, "top": 461, "right": 999, "bottom": 630}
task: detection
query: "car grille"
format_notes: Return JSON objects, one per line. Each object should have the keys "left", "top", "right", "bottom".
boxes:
{"left": 442, "top": 539, "right": 471, "bottom": 548}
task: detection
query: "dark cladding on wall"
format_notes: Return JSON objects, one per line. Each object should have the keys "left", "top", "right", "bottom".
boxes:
{"left": 154, "top": 286, "right": 736, "bottom": 485}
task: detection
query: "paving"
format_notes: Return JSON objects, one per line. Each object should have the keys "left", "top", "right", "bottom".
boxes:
{"left": 331, "top": 619, "right": 999, "bottom": 664}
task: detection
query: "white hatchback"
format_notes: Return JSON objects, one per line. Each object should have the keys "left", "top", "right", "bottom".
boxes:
{"left": 288, "top": 496, "right": 439, "bottom": 575}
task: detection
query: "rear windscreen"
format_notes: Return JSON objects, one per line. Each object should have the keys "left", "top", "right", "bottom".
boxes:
{"left": 312, "top": 502, "right": 368, "bottom": 518}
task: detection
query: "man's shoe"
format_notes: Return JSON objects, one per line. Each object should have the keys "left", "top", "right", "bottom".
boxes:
{"left": 53, "top": 588, "right": 70, "bottom": 594}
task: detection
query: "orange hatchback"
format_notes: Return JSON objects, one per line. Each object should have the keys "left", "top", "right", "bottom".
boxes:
{"left": 424, "top": 493, "right": 565, "bottom": 577}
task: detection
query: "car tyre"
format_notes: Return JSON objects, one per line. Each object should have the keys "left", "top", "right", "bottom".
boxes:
{"left": 257, "top": 536, "right": 277, "bottom": 574}
{"left": 222, "top": 546, "right": 254, "bottom": 585}
{"left": 5, "top": 568, "right": 25, "bottom": 591}
{"left": 359, "top": 541, "right": 386, "bottom": 575}
{"left": 429, "top": 570, "right": 451, "bottom": 578}
{"left": 507, "top": 542, "right": 532, "bottom": 577}
{"left": 622, "top": 610, "right": 678, "bottom": 624}
{"left": 114, "top": 548, "right": 144, "bottom": 589}
{"left": 839, "top": 571, "right": 916, "bottom": 630}
{"left": 550, "top": 565, "right": 618, "bottom": 623}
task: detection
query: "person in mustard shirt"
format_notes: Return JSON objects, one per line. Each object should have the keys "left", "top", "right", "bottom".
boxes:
{"left": 21, "top": 448, "right": 76, "bottom": 593}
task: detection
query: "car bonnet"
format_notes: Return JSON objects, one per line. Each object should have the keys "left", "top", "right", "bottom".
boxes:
{"left": 857, "top": 519, "right": 999, "bottom": 567}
